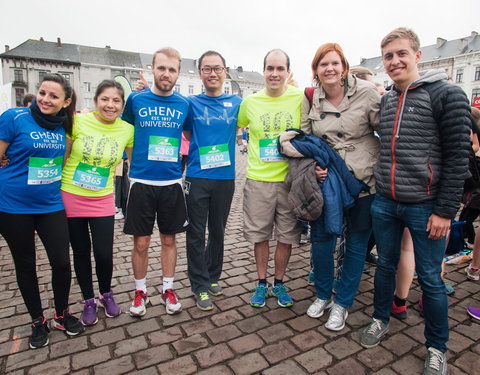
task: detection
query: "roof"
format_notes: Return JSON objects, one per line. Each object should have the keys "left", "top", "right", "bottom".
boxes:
{"left": 1, "top": 39, "right": 263, "bottom": 82}
{"left": 354, "top": 31, "right": 480, "bottom": 73}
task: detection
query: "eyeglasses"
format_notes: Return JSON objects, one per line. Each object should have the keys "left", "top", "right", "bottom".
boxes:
{"left": 200, "top": 66, "right": 225, "bottom": 74}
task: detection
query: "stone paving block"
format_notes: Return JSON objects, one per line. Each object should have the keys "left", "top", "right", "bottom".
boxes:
{"left": 228, "top": 352, "right": 269, "bottom": 375}
{"left": 195, "top": 365, "right": 233, "bottom": 375}
{"left": 290, "top": 329, "right": 327, "bottom": 351}
{"left": 0, "top": 337, "right": 28, "bottom": 357}
{"left": 148, "top": 326, "right": 182, "bottom": 346}
{"left": 235, "top": 315, "right": 270, "bottom": 333}
{"left": 26, "top": 356, "right": 70, "bottom": 375}
{"left": 380, "top": 330, "right": 419, "bottom": 356}
{"left": 262, "top": 359, "right": 308, "bottom": 375}
{"left": 326, "top": 358, "right": 366, "bottom": 375}
{"left": 263, "top": 307, "right": 297, "bottom": 323}
{"left": 90, "top": 326, "right": 126, "bottom": 347}
{"left": 156, "top": 355, "right": 197, "bottom": 375}
{"left": 126, "top": 317, "right": 161, "bottom": 337}
{"left": 71, "top": 346, "right": 111, "bottom": 370}
{"left": 447, "top": 330, "right": 475, "bottom": 353}
{"left": 206, "top": 324, "right": 242, "bottom": 344}
{"left": 125, "top": 366, "right": 159, "bottom": 375}
{"left": 173, "top": 334, "right": 209, "bottom": 355}
{"left": 261, "top": 340, "right": 300, "bottom": 364}
{"left": 6, "top": 346, "right": 49, "bottom": 372}
{"left": 324, "top": 336, "right": 362, "bottom": 360}
{"left": 391, "top": 354, "right": 424, "bottom": 375}
{"left": 286, "top": 315, "right": 322, "bottom": 332}
{"left": 50, "top": 335, "right": 88, "bottom": 358}
{"left": 371, "top": 369, "right": 398, "bottom": 375}
{"left": 210, "top": 309, "right": 244, "bottom": 327}
{"left": 214, "top": 296, "right": 244, "bottom": 311}
{"left": 181, "top": 317, "right": 215, "bottom": 336}
{"left": 133, "top": 345, "right": 173, "bottom": 369}
{"left": 453, "top": 351, "right": 480, "bottom": 374}
{"left": 115, "top": 336, "right": 149, "bottom": 356}
{"left": 94, "top": 355, "right": 135, "bottom": 375}
{"left": 258, "top": 322, "right": 294, "bottom": 343}
{"left": 227, "top": 333, "right": 264, "bottom": 354}
{"left": 357, "top": 345, "right": 395, "bottom": 371}
{"left": 294, "top": 347, "right": 333, "bottom": 373}
{"left": 161, "top": 310, "right": 192, "bottom": 327}
{"left": 194, "top": 342, "right": 235, "bottom": 368}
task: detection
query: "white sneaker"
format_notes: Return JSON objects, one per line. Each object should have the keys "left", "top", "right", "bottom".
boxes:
{"left": 114, "top": 210, "right": 124, "bottom": 220}
{"left": 307, "top": 298, "right": 333, "bottom": 318}
{"left": 129, "top": 290, "right": 149, "bottom": 317}
{"left": 325, "top": 303, "right": 348, "bottom": 331}
{"left": 162, "top": 289, "right": 182, "bottom": 315}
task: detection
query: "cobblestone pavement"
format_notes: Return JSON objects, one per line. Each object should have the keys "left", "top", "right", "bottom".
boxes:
{"left": 1, "top": 149, "right": 480, "bottom": 375}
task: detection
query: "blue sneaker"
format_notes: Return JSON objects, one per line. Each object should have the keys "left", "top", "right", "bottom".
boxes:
{"left": 250, "top": 284, "right": 268, "bottom": 308}
{"left": 271, "top": 284, "right": 294, "bottom": 307}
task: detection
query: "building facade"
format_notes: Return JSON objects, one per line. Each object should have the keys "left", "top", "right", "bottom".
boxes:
{"left": 1, "top": 39, "right": 264, "bottom": 110}
{"left": 353, "top": 31, "right": 480, "bottom": 103}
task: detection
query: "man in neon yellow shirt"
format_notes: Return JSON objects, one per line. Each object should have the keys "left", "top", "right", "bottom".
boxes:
{"left": 237, "top": 49, "right": 302, "bottom": 308}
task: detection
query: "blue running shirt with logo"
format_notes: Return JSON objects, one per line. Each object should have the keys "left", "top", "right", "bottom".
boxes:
{"left": 122, "top": 89, "right": 191, "bottom": 181}
{"left": 0, "top": 108, "right": 66, "bottom": 213}
{"left": 185, "top": 94, "right": 242, "bottom": 180}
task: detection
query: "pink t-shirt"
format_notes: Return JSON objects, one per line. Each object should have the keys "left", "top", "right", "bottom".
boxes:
{"left": 61, "top": 190, "right": 115, "bottom": 218}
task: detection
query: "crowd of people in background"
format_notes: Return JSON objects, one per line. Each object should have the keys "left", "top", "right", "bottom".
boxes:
{"left": 1, "top": 26, "right": 479, "bottom": 375}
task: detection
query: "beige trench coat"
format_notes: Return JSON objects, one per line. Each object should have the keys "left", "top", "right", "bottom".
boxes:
{"left": 300, "top": 74, "right": 381, "bottom": 195}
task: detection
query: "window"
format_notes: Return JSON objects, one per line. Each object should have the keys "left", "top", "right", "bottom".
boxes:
{"left": 174, "top": 84, "right": 180, "bottom": 93}
{"left": 14, "top": 69, "right": 23, "bottom": 82}
{"left": 475, "top": 67, "right": 480, "bottom": 81}
{"left": 201, "top": 85, "right": 205, "bottom": 93}
{"left": 84, "top": 82, "right": 91, "bottom": 92}
{"left": 61, "top": 73, "right": 71, "bottom": 82}
{"left": 188, "top": 85, "right": 194, "bottom": 94}
{"left": 15, "top": 88, "right": 25, "bottom": 107}
{"left": 472, "top": 88, "right": 480, "bottom": 105}
{"left": 224, "top": 86, "right": 230, "bottom": 94}
{"left": 39, "top": 71, "right": 47, "bottom": 82}
{"left": 456, "top": 69, "right": 464, "bottom": 83}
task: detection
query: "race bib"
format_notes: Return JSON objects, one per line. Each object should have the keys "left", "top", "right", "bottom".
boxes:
{"left": 27, "top": 156, "right": 63, "bottom": 185}
{"left": 259, "top": 138, "right": 286, "bottom": 162}
{"left": 72, "top": 162, "right": 109, "bottom": 191}
{"left": 148, "top": 136, "right": 179, "bottom": 162}
{"left": 199, "top": 144, "right": 231, "bottom": 169}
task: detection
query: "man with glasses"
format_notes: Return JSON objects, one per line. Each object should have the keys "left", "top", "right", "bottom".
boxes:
{"left": 237, "top": 49, "right": 302, "bottom": 308}
{"left": 184, "top": 51, "right": 242, "bottom": 310}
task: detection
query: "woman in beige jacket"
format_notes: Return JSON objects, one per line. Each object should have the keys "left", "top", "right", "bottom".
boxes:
{"left": 301, "top": 43, "right": 380, "bottom": 331}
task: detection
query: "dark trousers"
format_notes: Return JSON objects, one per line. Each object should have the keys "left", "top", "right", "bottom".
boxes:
{"left": 68, "top": 216, "right": 114, "bottom": 300}
{"left": 459, "top": 206, "right": 480, "bottom": 243}
{"left": 186, "top": 177, "right": 234, "bottom": 294}
{"left": 115, "top": 160, "right": 129, "bottom": 213}
{"left": 0, "top": 210, "right": 71, "bottom": 319}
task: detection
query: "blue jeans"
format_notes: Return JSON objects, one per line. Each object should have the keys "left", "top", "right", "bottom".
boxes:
{"left": 311, "top": 227, "right": 371, "bottom": 308}
{"left": 371, "top": 195, "right": 448, "bottom": 353}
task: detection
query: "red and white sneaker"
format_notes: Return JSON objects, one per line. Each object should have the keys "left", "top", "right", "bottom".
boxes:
{"left": 129, "top": 290, "right": 149, "bottom": 317}
{"left": 162, "top": 289, "right": 182, "bottom": 315}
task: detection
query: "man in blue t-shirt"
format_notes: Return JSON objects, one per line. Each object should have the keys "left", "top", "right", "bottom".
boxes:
{"left": 183, "top": 51, "right": 242, "bottom": 310}
{"left": 122, "top": 47, "right": 191, "bottom": 318}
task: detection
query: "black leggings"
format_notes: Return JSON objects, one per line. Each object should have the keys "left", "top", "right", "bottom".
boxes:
{"left": 459, "top": 206, "right": 480, "bottom": 244}
{"left": 68, "top": 216, "right": 114, "bottom": 300}
{"left": 0, "top": 210, "right": 71, "bottom": 319}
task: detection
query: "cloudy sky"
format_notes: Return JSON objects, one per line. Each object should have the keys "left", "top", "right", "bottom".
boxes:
{"left": 0, "top": 0, "right": 477, "bottom": 87}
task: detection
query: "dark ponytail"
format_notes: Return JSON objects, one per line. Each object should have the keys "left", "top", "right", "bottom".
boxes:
{"left": 40, "top": 73, "right": 76, "bottom": 136}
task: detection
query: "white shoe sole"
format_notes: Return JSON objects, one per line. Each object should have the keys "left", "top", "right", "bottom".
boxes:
{"left": 325, "top": 310, "right": 348, "bottom": 331}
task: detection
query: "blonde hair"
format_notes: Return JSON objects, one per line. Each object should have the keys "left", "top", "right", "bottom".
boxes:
{"left": 152, "top": 47, "right": 181, "bottom": 68}
{"left": 381, "top": 27, "right": 420, "bottom": 52}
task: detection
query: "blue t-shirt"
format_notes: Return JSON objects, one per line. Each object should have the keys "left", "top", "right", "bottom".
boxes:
{"left": 185, "top": 94, "right": 242, "bottom": 179}
{"left": 122, "top": 89, "right": 191, "bottom": 181}
{"left": 0, "top": 108, "right": 66, "bottom": 214}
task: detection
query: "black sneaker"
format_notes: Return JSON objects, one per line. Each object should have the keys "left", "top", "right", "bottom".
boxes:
{"left": 53, "top": 309, "right": 85, "bottom": 336}
{"left": 29, "top": 316, "right": 50, "bottom": 349}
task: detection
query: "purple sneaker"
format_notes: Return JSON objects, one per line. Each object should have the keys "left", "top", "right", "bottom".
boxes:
{"left": 98, "top": 291, "right": 121, "bottom": 317}
{"left": 467, "top": 306, "right": 480, "bottom": 320}
{"left": 80, "top": 298, "right": 98, "bottom": 326}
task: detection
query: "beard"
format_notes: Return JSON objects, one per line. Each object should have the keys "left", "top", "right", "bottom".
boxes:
{"left": 154, "top": 78, "right": 175, "bottom": 93}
